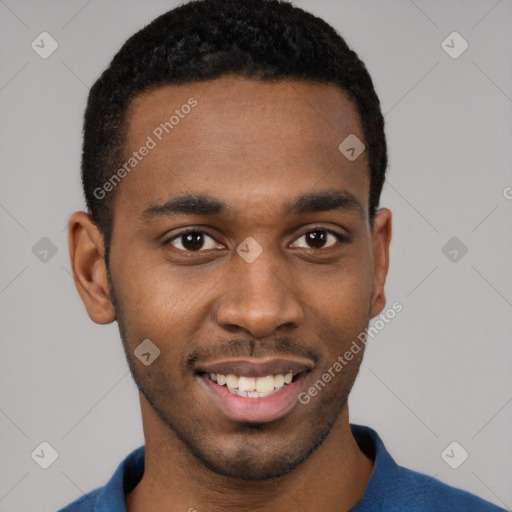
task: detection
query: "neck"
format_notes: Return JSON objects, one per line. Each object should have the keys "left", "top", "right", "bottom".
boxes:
{"left": 126, "top": 393, "right": 374, "bottom": 512}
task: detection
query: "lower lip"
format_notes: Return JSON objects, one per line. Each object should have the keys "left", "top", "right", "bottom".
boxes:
{"left": 200, "top": 373, "right": 306, "bottom": 423}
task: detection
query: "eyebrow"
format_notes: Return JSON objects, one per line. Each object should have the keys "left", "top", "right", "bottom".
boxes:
{"left": 289, "top": 190, "right": 363, "bottom": 217}
{"left": 140, "top": 190, "right": 363, "bottom": 223}
{"left": 141, "top": 194, "right": 233, "bottom": 222}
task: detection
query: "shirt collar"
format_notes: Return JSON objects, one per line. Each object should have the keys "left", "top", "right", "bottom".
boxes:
{"left": 94, "top": 445, "right": 145, "bottom": 511}
{"left": 350, "top": 424, "right": 399, "bottom": 511}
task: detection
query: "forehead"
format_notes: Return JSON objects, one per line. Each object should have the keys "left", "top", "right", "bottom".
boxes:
{"left": 116, "top": 76, "right": 369, "bottom": 219}
{"left": 126, "top": 76, "right": 364, "bottom": 152}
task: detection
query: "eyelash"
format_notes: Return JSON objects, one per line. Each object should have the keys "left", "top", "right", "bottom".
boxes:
{"left": 163, "top": 226, "right": 350, "bottom": 253}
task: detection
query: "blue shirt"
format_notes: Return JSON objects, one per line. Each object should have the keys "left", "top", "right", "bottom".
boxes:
{"left": 58, "top": 424, "right": 505, "bottom": 511}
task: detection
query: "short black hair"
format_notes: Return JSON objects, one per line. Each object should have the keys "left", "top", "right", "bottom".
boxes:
{"left": 82, "top": 0, "right": 387, "bottom": 265}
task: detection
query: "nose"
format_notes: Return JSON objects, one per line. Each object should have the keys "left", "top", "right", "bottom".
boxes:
{"left": 214, "top": 249, "right": 304, "bottom": 339}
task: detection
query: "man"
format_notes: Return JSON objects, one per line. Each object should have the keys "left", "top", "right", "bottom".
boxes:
{"left": 60, "top": 0, "right": 504, "bottom": 510}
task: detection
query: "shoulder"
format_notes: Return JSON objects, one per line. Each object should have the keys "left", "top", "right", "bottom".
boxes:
{"left": 391, "top": 464, "right": 505, "bottom": 511}
{"left": 350, "top": 425, "right": 505, "bottom": 512}
{"left": 57, "top": 488, "right": 101, "bottom": 512}
{"left": 56, "top": 445, "right": 145, "bottom": 512}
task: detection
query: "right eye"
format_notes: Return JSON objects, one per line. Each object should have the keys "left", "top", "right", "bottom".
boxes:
{"left": 164, "top": 229, "right": 225, "bottom": 253}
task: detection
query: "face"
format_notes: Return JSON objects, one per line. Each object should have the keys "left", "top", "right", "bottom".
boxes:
{"left": 72, "top": 76, "right": 391, "bottom": 480}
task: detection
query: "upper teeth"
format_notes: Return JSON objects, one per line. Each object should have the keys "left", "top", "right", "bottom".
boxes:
{"left": 209, "top": 372, "right": 294, "bottom": 397}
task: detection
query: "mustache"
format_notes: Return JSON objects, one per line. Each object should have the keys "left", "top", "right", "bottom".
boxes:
{"left": 184, "top": 335, "right": 320, "bottom": 370}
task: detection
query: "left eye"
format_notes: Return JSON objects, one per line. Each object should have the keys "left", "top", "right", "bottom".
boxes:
{"left": 290, "top": 229, "right": 343, "bottom": 250}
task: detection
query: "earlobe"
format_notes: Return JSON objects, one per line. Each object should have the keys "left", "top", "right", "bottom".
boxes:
{"left": 68, "top": 211, "right": 116, "bottom": 324}
{"left": 370, "top": 208, "right": 392, "bottom": 318}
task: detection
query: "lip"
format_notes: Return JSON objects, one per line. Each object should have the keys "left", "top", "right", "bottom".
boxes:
{"left": 195, "top": 357, "right": 314, "bottom": 378}
{"left": 199, "top": 371, "right": 309, "bottom": 423}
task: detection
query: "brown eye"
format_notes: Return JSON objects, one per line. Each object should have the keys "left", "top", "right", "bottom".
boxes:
{"left": 166, "top": 231, "right": 221, "bottom": 252}
{"left": 305, "top": 230, "right": 329, "bottom": 249}
{"left": 291, "top": 228, "right": 347, "bottom": 250}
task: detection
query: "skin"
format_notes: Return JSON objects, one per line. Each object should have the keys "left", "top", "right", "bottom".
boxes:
{"left": 68, "top": 76, "right": 392, "bottom": 512}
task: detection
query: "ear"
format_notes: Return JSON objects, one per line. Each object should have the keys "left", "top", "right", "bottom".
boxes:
{"left": 369, "top": 208, "right": 392, "bottom": 318}
{"left": 68, "top": 211, "right": 116, "bottom": 324}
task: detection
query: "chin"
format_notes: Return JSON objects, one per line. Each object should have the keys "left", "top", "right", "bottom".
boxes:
{"left": 154, "top": 400, "right": 340, "bottom": 481}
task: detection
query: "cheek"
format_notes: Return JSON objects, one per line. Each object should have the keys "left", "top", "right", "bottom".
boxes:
{"left": 301, "top": 247, "right": 373, "bottom": 312}
{"left": 111, "top": 254, "right": 219, "bottom": 343}
{"left": 297, "top": 254, "right": 373, "bottom": 351}
{"left": 311, "top": 277, "right": 371, "bottom": 334}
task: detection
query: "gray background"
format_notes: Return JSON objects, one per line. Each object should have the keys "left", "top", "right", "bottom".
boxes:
{"left": 0, "top": 1, "right": 511, "bottom": 511}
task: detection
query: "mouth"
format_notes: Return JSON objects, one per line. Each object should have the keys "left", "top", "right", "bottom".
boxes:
{"left": 195, "top": 357, "right": 313, "bottom": 423}
{"left": 205, "top": 371, "right": 298, "bottom": 397}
